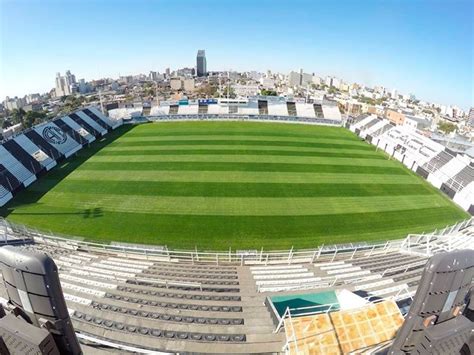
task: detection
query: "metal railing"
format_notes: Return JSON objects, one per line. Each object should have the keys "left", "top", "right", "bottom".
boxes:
{"left": 2, "top": 217, "right": 471, "bottom": 266}
{"left": 400, "top": 218, "right": 473, "bottom": 256}
{"left": 275, "top": 285, "right": 414, "bottom": 335}
{"left": 381, "top": 260, "right": 427, "bottom": 277}
{"left": 8, "top": 227, "right": 398, "bottom": 266}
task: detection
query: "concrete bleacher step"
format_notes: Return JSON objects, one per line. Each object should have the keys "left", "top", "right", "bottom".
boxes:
{"left": 0, "top": 146, "right": 36, "bottom": 186}
{"left": 71, "top": 320, "right": 284, "bottom": 354}
{"left": 250, "top": 268, "right": 308, "bottom": 275}
{"left": 253, "top": 272, "right": 314, "bottom": 280}
{"left": 249, "top": 265, "right": 304, "bottom": 271}
{"left": 255, "top": 276, "right": 321, "bottom": 286}
{"left": 325, "top": 266, "right": 362, "bottom": 274}
{"left": 318, "top": 263, "right": 355, "bottom": 270}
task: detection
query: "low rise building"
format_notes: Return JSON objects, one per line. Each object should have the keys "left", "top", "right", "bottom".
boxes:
{"left": 386, "top": 109, "right": 405, "bottom": 125}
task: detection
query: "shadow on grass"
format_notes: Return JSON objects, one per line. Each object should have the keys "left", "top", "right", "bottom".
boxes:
{"left": 10, "top": 207, "right": 103, "bottom": 219}
{"left": 0, "top": 125, "right": 134, "bottom": 218}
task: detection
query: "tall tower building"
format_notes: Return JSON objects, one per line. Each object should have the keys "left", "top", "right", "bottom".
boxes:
{"left": 54, "top": 70, "right": 77, "bottom": 97}
{"left": 196, "top": 50, "right": 207, "bottom": 77}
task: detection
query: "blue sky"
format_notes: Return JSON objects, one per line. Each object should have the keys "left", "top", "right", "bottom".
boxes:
{"left": 1, "top": 0, "right": 472, "bottom": 109}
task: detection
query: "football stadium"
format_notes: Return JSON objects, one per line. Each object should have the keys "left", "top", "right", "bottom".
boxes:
{"left": 0, "top": 101, "right": 472, "bottom": 354}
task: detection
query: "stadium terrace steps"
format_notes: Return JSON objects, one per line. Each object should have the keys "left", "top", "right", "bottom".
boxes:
{"left": 0, "top": 106, "right": 120, "bottom": 207}
{"left": 68, "top": 112, "right": 101, "bottom": 137}
{"left": 61, "top": 116, "right": 96, "bottom": 143}
{"left": 34, "top": 122, "right": 82, "bottom": 158}
{"left": 28, "top": 245, "right": 284, "bottom": 353}
{"left": 86, "top": 106, "right": 120, "bottom": 129}
{"left": 1, "top": 139, "right": 43, "bottom": 175}
{"left": 350, "top": 119, "right": 471, "bottom": 214}
{"left": 1, "top": 223, "right": 472, "bottom": 354}
{"left": 0, "top": 147, "right": 36, "bottom": 187}
{"left": 13, "top": 134, "right": 56, "bottom": 171}
{"left": 0, "top": 187, "right": 13, "bottom": 206}
{"left": 81, "top": 108, "right": 111, "bottom": 130}
{"left": 423, "top": 150, "right": 453, "bottom": 174}
{"left": 24, "top": 129, "right": 63, "bottom": 160}
{"left": 446, "top": 166, "right": 474, "bottom": 192}
{"left": 76, "top": 111, "right": 108, "bottom": 136}
{"left": 54, "top": 118, "right": 90, "bottom": 146}
{"left": 0, "top": 164, "right": 21, "bottom": 192}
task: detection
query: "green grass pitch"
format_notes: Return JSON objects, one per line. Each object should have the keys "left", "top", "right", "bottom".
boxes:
{"left": 1, "top": 121, "right": 468, "bottom": 250}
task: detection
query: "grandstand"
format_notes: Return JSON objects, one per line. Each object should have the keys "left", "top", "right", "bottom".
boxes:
{"left": 0, "top": 107, "right": 121, "bottom": 208}
{"left": 348, "top": 117, "right": 474, "bottom": 214}
{"left": 125, "top": 97, "right": 343, "bottom": 121}
{"left": 0, "top": 217, "right": 472, "bottom": 354}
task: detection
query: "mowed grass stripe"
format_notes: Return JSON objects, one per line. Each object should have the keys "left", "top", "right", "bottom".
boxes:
{"left": 39, "top": 192, "right": 449, "bottom": 216}
{"left": 6, "top": 207, "right": 465, "bottom": 249}
{"left": 118, "top": 134, "right": 368, "bottom": 146}
{"left": 89, "top": 154, "right": 396, "bottom": 167}
{"left": 96, "top": 148, "right": 385, "bottom": 160}
{"left": 79, "top": 161, "right": 408, "bottom": 175}
{"left": 3, "top": 121, "right": 468, "bottom": 250}
{"left": 102, "top": 144, "right": 382, "bottom": 156}
{"left": 44, "top": 181, "right": 434, "bottom": 198}
{"left": 67, "top": 170, "right": 422, "bottom": 184}
{"left": 110, "top": 139, "right": 373, "bottom": 151}
{"left": 125, "top": 128, "right": 357, "bottom": 140}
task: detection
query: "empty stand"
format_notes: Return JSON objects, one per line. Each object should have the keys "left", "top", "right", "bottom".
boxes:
{"left": 0, "top": 216, "right": 471, "bottom": 353}
{"left": 258, "top": 100, "right": 269, "bottom": 115}
{"left": 24, "top": 130, "right": 62, "bottom": 161}
{"left": 313, "top": 104, "right": 324, "bottom": 118}
{"left": 1, "top": 140, "right": 43, "bottom": 175}
{"left": 0, "top": 146, "right": 36, "bottom": 187}
{"left": 0, "top": 164, "right": 21, "bottom": 192}
{"left": 169, "top": 105, "right": 179, "bottom": 114}
{"left": 445, "top": 166, "right": 474, "bottom": 192}
{"left": 0, "top": 185, "right": 13, "bottom": 207}
{"left": 76, "top": 111, "right": 107, "bottom": 136}
{"left": 13, "top": 135, "right": 56, "bottom": 171}
{"left": 423, "top": 150, "right": 453, "bottom": 174}
{"left": 33, "top": 123, "right": 81, "bottom": 158}
{"left": 53, "top": 118, "right": 89, "bottom": 146}
{"left": 371, "top": 122, "right": 393, "bottom": 138}
{"left": 68, "top": 112, "right": 101, "bottom": 137}
{"left": 81, "top": 108, "right": 111, "bottom": 130}
{"left": 86, "top": 107, "right": 120, "bottom": 129}
{"left": 198, "top": 103, "right": 209, "bottom": 114}
{"left": 229, "top": 105, "right": 239, "bottom": 114}
{"left": 286, "top": 102, "right": 297, "bottom": 116}
{"left": 60, "top": 116, "right": 95, "bottom": 143}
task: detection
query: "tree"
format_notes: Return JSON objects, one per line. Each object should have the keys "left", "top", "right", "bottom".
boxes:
{"left": 144, "top": 87, "right": 155, "bottom": 97}
{"left": 438, "top": 122, "right": 457, "bottom": 134}
{"left": 222, "top": 86, "right": 236, "bottom": 98}
{"left": 260, "top": 89, "right": 277, "bottom": 96}
{"left": 338, "top": 102, "right": 346, "bottom": 114}
{"left": 60, "top": 95, "right": 86, "bottom": 114}
{"left": 196, "top": 84, "right": 217, "bottom": 98}
{"left": 10, "top": 108, "right": 26, "bottom": 125}
{"left": 2, "top": 119, "right": 12, "bottom": 129}
{"left": 24, "top": 111, "right": 47, "bottom": 128}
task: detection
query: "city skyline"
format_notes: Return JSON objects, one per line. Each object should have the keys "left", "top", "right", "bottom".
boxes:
{"left": 0, "top": 0, "right": 472, "bottom": 110}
